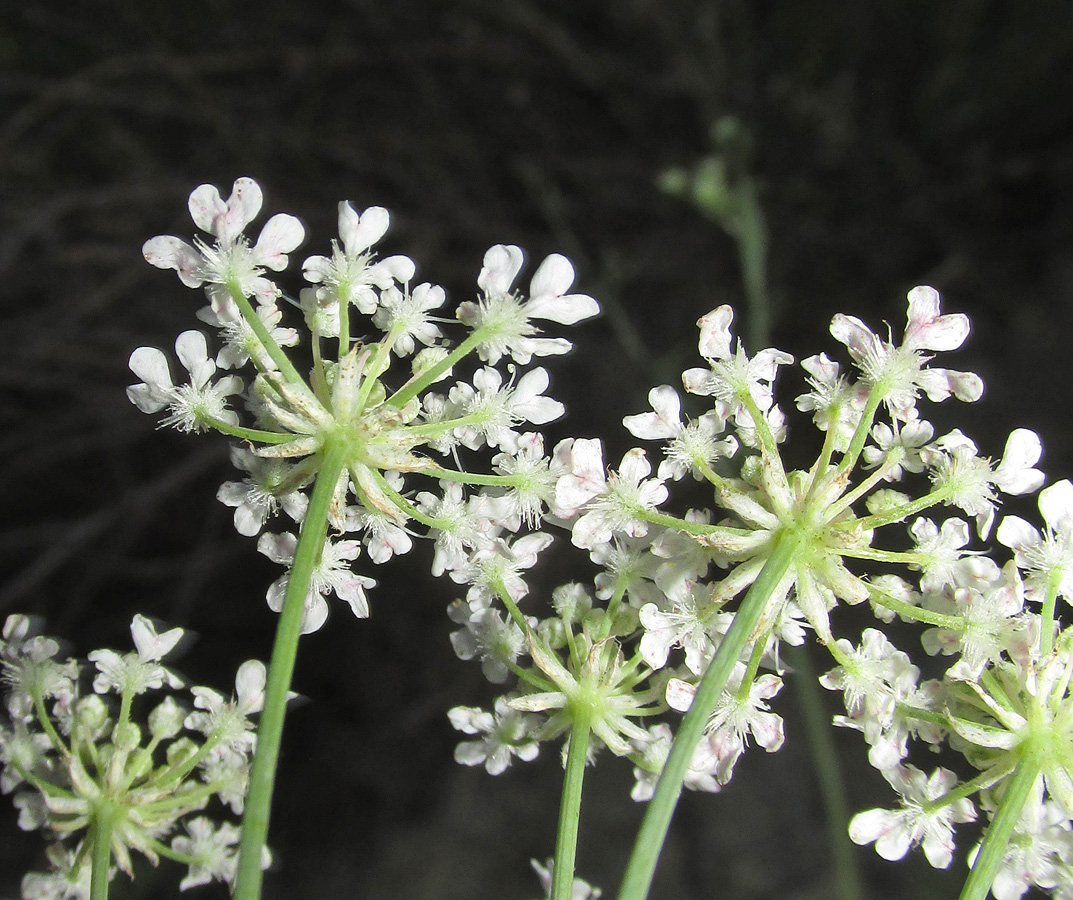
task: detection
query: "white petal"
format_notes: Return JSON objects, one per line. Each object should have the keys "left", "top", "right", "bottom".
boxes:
{"left": 174, "top": 331, "right": 211, "bottom": 383}
{"left": 130, "top": 614, "right": 183, "bottom": 661}
{"left": 187, "top": 183, "right": 227, "bottom": 235}
{"left": 995, "top": 515, "right": 1039, "bottom": 553}
{"left": 529, "top": 253, "right": 574, "bottom": 297}
{"left": 254, "top": 214, "right": 305, "bottom": 271}
{"left": 129, "top": 346, "right": 174, "bottom": 389}
{"left": 1039, "top": 479, "right": 1073, "bottom": 531}
{"left": 665, "top": 677, "right": 696, "bottom": 712}
{"left": 338, "top": 203, "right": 389, "bottom": 256}
{"left": 697, "top": 306, "right": 735, "bottom": 360}
{"left": 478, "top": 244, "right": 524, "bottom": 295}
{"left": 235, "top": 660, "right": 266, "bottom": 713}
{"left": 142, "top": 236, "right": 204, "bottom": 287}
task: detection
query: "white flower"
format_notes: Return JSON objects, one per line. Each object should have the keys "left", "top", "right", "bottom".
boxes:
{"left": 568, "top": 449, "right": 668, "bottom": 550}
{"left": 623, "top": 385, "right": 736, "bottom": 481}
{"left": 630, "top": 722, "right": 720, "bottom": 801}
{"left": 849, "top": 765, "right": 976, "bottom": 868}
{"left": 127, "top": 331, "right": 243, "bottom": 433}
{"left": 185, "top": 659, "right": 266, "bottom": 759}
{"left": 302, "top": 202, "right": 415, "bottom": 316}
{"left": 908, "top": 516, "right": 972, "bottom": 592}
{"left": 372, "top": 282, "right": 446, "bottom": 354}
{"left": 795, "top": 352, "right": 868, "bottom": 449}
{"left": 449, "top": 366, "right": 564, "bottom": 452}
{"left": 638, "top": 586, "right": 712, "bottom": 675}
{"left": 863, "top": 419, "right": 934, "bottom": 480}
{"left": 258, "top": 532, "right": 376, "bottom": 633}
{"left": 198, "top": 300, "right": 299, "bottom": 371}
{"left": 21, "top": 845, "right": 92, "bottom": 900}
{"left": 998, "top": 479, "right": 1073, "bottom": 608}
{"left": 666, "top": 671, "right": 785, "bottom": 785}
{"left": 447, "top": 698, "right": 540, "bottom": 774}
{"left": 447, "top": 604, "right": 527, "bottom": 683}
{"left": 925, "top": 428, "right": 1044, "bottom": 538}
{"left": 143, "top": 177, "right": 304, "bottom": 316}
{"left": 457, "top": 246, "right": 600, "bottom": 365}
{"left": 829, "top": 286, "right": 982, "bottom": 420}
{"left": 682, "top": 305, "right": 794, "bottom": 416}
{"left": 216, "top": 448, "right": 308, "bottom": 537}
{"left": 87, "top": 615, "right": 184, "bottom": 696}
{"left": 170, "top": 818, "right": 241, "bottom": 890}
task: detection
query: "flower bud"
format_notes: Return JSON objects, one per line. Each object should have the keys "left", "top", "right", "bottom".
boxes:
{"left": 148, "top": 695, "right": 185, "bottom": 740}
{"left": 113, "top": 721, "right": 142, "bottom": 752}
{"left": 166, "top": 737, "right": 199, "bottom": 767}
{"left": 75, "top": 695, "right": 110, "bottom": 734}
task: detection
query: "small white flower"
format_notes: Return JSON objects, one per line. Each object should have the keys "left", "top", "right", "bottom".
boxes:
{"left": 623, "top": 385, "right": 736, "bottom": 481}
{"left": 569, "top": 449, "right": 668, "bottom": 549}
{"left": 682, "top": 305, "right": 794, "bottom": 416}
{"left": 258, "top": 532, "right": 376, "bottom": 633}
{"left": 127, "top": 331, "right": 243, "bottom": 433}
{"left": 170, "top": 817, "right": 241, "bottom": 890}
{"left": 666, "top": 670, "right": 785, "bottom": 785}
{"left": 185, "top": 659, "right": 266, "bottom": 759}
{"left": 457, "top": 246, "right": 599, "bottom": 365}
{"left": 217, "top": 448, "right": 309, "bottom": 538}
{"left": 87, "top": 615, "right": 184, "bottom": 696}
{"left": 849, "top": 765, "right": 976, "bottom": 868}
{"left": 998, "top": 479, "right": 1073, "bottom": 607}
{"left": 302, "top": 202, "right": 415, "bottom": 316}
{"left": 829, "top": 286, "right": 981, "bottom": 420}
{"left": 447, "top": 698, "right": 540, "bottom": 774}
{"left": 143, "top": 177, "right": 304, "bottom": 316}
{"left": 372, "top": 282, "right": 446, "bottom": 354}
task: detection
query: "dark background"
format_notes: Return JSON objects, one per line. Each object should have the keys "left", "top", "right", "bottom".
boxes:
{"left": 2, "top": 2, "right": 1072, "bottom": 898}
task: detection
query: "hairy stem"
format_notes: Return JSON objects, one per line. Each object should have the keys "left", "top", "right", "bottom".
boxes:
{"left": 959, "top": 751, "right": 1041, "bottom": 900}
{"left": 89, "top": 802, "right": 114, "bottom": 900}
{"left": 233, "top": 438, "right": 348, "bottom": 900}
{"left": 553, "top": 705, "right": 594, "bottom": 900}
{"left": 615, "top": 531, "right": 802, "bottom": 900}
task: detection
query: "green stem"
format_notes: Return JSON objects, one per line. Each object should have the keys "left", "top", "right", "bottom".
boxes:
{"left": 735, "top": 174, "right": 770, "bottom": 354}
{"left": 615, "top": 531, "right": 802, "bottom": 900}
{"left": 553, "top": 705, "right": 593, "bottom": 900}
{"left": 228, "top": 283, "right": 309, "bottom": 389}
{"left": 959, "top": 751, "right": 1041, "bottom": 900}
{"left": 233, "top": 438, "right": 348, "bottom": 900}
{"left": 388, "top": 328, "right": 488, "bottom": 409}
{"left": 90, "top": 803, "right": 114, "bottom": 900}
{"left": 203, "top": 418, "right": 298, "bottom": 445}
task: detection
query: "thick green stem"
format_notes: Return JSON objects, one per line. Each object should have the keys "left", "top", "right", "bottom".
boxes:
{"left": 90, "top": 803, "right": 114, "bottom": 900}
{"left": 959, "top": 751, "right": 1041, "bottom": 900}
{"left": 615, "top": 532, "right": 802, "bottom": 900}
{"left": 233, "top": 438, "right": 348, "bottom": 900}
{"left": 552, "top": 706, "right": 594, "bottom": 900}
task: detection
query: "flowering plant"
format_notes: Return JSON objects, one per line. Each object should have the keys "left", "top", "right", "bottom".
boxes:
{"left": 3, "top": 177, "right": 1071, "bottom": 900}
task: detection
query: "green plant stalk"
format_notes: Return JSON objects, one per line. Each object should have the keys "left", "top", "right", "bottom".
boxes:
{"left": 233, "top": 438, "right": 348, "bottom": 900}
{"left": 959, "top": 752, "right": 1041, "bottom": 900}
{"left": 615, "top": 532, "right": 802, "bottom": 900}
{"left": 90, "top": 802, "right": 114, "bottom": 900}
{"left": 734, "top": 174, "right": 770, "bottom": 354}
{"left": 786, "top": 644, "right": 863, "bottom": 900}
{"left": 552, "top": 705, "right": 594, "bottom": 900}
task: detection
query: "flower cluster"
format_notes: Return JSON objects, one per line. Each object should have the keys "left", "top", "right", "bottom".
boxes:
{"left": 444, "top": 286, "right": 1073, "bottom": 895}
{"left": 0, "top": 614, "right": 266, "bottom": 897}
{"left": 132, "top": 178, "right": 599, "bottom": 633}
